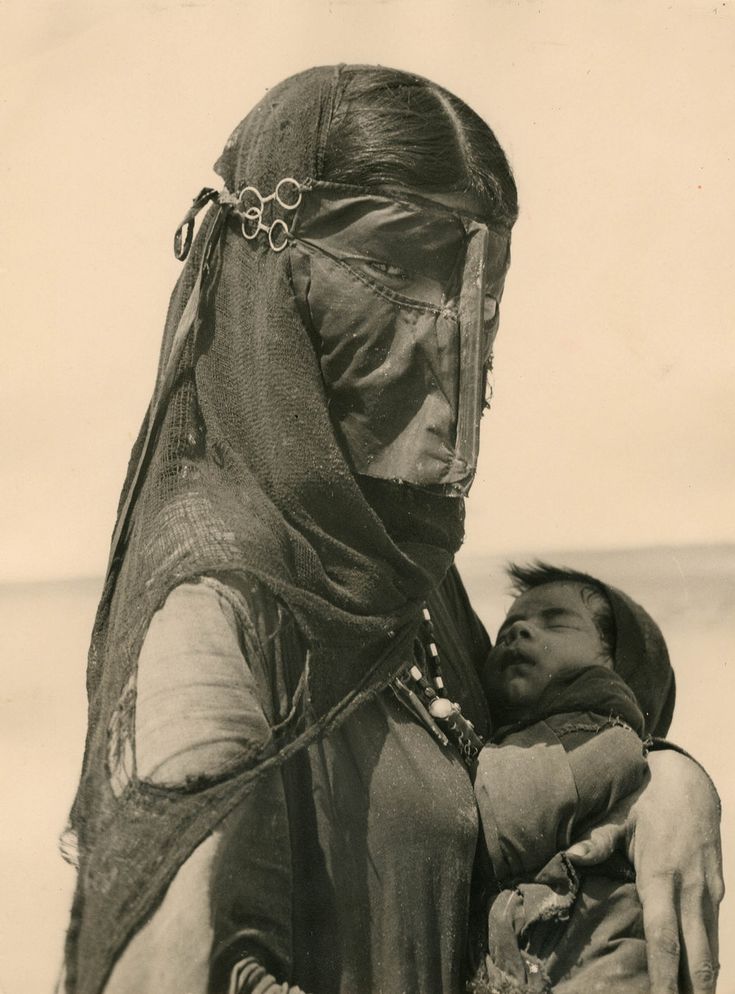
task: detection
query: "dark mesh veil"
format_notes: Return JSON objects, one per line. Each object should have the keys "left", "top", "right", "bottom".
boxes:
{"left": 65, "top": 66, "right": 468, "bottom": 994}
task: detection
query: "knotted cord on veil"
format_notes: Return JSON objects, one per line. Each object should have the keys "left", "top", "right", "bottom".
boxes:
{"left": 64, "top": 66, "right": 466, "bottom": 994}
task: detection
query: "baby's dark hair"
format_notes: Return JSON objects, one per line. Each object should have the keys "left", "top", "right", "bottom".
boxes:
{"left": 507, "top": 561, "right": 617, "bottom": 658}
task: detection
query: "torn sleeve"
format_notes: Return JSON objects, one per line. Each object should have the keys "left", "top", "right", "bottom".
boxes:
{"left": 104, "top": 578, "right": 302, "bottom": 994}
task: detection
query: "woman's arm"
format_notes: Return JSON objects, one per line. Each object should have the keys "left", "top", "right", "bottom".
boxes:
{"left": 108, "top": 577, "right": 308, "bottom": 994}
{"left": 566, "top": 748, "right": 723, "bottom": 994}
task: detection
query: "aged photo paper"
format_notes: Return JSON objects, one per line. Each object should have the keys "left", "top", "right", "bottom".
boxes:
{"left": 2, "top": 2, "right": 733, "bottom": 991}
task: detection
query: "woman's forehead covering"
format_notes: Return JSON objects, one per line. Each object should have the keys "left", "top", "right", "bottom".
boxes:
{"left": 212, "top": 66, "right": 514, "bottom": 274}
{"left": 214, "top": 66, "right": 339, "bottom": 194}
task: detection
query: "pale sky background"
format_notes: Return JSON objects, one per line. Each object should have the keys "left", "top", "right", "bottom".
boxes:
{"left": 1, "top": 0, "right": 734, "bottom": 583}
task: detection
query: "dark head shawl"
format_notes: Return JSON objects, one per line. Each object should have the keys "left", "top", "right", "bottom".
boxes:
{"left": 65, "top": 66, "right": 468, "bottom": 994}
{"left": 602, "top": 580, "right": 675, "bottom": 736}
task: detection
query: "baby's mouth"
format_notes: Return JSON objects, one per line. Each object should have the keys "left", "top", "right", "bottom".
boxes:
{"left": 499, "top": 647, "right": 534, "bottom": 671}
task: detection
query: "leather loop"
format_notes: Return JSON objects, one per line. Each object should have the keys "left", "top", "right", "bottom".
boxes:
{"left": 173, "top": 187, "right": 218, "bottom": 260}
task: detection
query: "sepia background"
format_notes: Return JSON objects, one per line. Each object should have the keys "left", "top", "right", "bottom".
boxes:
{"left": 1, "top": 1, "right": 733, "bottom": 992}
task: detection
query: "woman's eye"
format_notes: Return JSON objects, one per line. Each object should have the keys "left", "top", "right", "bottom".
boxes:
{"left": 366, "top": 259, "right": 409, "bottom": 281}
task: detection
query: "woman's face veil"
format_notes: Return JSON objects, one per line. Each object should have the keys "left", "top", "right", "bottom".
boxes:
{"left": 209, "top": 66, "right": 511, "bottom": 501}
{"left": 288, "top": 183, "right": 511, "bottom": 496}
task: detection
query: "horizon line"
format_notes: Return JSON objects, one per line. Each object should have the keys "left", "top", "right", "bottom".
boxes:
{"left": 2, "top": 539, "right": 734, "bottom": 589}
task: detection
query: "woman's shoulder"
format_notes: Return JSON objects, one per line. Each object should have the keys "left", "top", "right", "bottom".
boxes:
{"left": 145, "top": 572, "right": 304, "bottom": 726}
{"left": 160, "top": 571, "right": 298, "bottom": 650}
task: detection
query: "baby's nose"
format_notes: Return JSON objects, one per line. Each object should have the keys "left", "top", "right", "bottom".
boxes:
{"left": 505, "top": 619, "right": 532, "bottom": 642}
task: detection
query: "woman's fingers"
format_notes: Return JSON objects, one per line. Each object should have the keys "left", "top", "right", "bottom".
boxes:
{"left": 566, "top": 750, "right": 724, "bottom": 992}
{"left": 565, "top": 777, "right": 645, "bottom": 867}
{"left": 678, "top": 874, "right": 723, "bottom": 994}
{"left": 565, "top": 750, "right": 724, "bottom": 993}
{"left": 565, "top": 820, "right": 624, "bottom": 866}
{"left": 633, "top": 750, "right": 724, "bottom": 993}
{"left": 639, "top": 873, "right": 681, "bottom": 993}
{"left": 679, "top": 891, "right": 720, "bottom": 994}
{"left": 639, "top": 867, "right": 723, "bottom": 994}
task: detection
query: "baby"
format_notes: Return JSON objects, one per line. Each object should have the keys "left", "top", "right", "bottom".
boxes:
{"left": 471, "top": 562, "right": 676, "bottom": 994}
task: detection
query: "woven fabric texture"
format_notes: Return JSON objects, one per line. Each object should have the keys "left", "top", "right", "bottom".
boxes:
{"left": 65, "top": 66, "right": 467, "bottom": 994}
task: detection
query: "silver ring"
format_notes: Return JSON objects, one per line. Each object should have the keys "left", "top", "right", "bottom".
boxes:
{"left": 238, "top": 185, "right": 265, "bottom": 209}
{"left": 268, "top": 219, "right": 290, "bottom": 252}
{"left": 275, "top": 177, "right": 302, "bottom": 210}
{"left": 241, "top": 217, "right": 262, "bottom": 241}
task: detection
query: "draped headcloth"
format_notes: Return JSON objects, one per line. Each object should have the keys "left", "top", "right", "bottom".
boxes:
{"left": 602, "top": 581, "right": 675, "bottom": 737}
{"left": 65, "top": 66, "right": 472, "bottom": 994}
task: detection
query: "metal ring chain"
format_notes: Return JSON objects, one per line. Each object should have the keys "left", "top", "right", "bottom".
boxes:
{"left": 237, "top": 177, "right": 302, "bottom": 252}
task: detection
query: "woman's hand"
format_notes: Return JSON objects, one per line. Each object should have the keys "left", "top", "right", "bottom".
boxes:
{"left": 566, "top": 748, "right": 724, "bottom": 993}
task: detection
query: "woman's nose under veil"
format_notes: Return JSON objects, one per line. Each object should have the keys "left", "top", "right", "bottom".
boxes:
{"left": 289, "top": 182, "right": 511, "bottom": 496}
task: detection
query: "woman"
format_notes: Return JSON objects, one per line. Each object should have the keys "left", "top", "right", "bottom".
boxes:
{"left": 63, "top": 66, "right": 722, "bottom": 994}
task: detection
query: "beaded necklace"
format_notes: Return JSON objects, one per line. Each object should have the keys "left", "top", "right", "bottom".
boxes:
{"left": 398, "top": 606, "right": 484, "bottom": 767}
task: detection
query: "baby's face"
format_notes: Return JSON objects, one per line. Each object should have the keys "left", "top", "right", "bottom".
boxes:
{"left": 484, "top": 582, "right": 613, "bottom": 710}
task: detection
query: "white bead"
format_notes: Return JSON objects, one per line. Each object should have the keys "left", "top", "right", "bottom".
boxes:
{"left": 428, "top": 698, "right": 454, "bottom": 719}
